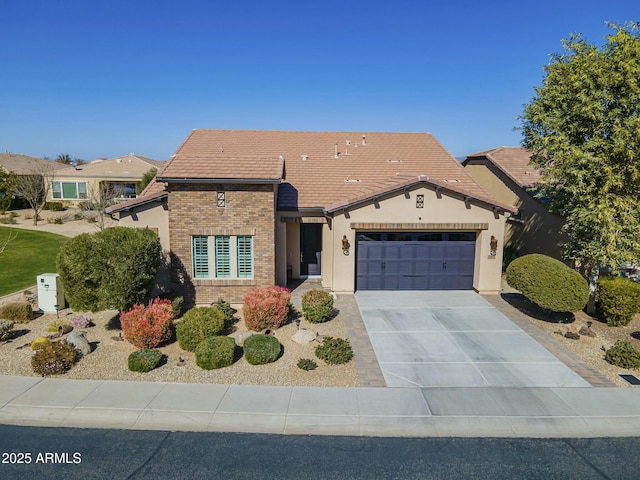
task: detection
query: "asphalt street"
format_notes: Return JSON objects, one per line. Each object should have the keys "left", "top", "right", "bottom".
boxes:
{"left": 0, "top": 425, "right": 637, "bottom": 479}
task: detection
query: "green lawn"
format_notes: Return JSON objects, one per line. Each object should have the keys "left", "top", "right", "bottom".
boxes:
{"left": 0, "top": 226, "right": 69, "bottom": 297}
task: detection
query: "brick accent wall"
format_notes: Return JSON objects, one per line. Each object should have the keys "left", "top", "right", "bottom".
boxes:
{"left": 167, "top": 183, "right": 276, "bottom": 305}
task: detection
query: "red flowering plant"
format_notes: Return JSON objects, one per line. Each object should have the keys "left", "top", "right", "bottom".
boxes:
{"left": 119, "top": 298, "right": 175, "bottom": 349}
{"left": 243, "top": 286, "right": 291, "bottom": 331}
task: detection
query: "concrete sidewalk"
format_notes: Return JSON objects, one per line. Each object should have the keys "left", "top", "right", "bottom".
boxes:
{"left": 2, "top": 375, "right": 640, "bottom": 437}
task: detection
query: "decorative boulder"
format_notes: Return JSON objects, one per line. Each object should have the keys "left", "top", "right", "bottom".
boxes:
{"left": 292, "top": 328, "right": 318, "bottom": 345}
{"left": 232, "top": 331, "right": 254, "bottom": 347}
{"left": 66, "top": 332, "right": 91, "bottom": 356}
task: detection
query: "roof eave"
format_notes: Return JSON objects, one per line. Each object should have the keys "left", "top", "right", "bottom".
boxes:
{"left": 157, "top": 177, "right": 281, "bottom": 185}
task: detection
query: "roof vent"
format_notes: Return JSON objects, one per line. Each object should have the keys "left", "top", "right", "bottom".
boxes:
{"left": 116, "top": 158, "right": 122, "bottom": 163}
{"left": 445, "top": 179, "right": 460, "bottom": 183}
{"left": 301, "top": 154, "right": 308, "bottom": 161}
{"left": 388, "top": 159, "right": 402, "bottom": 164}
{"left": 418, "top": 174, "right": 429, "bottom": 181}
{"left": 362, "top": 135, "right": 367, "bottom": 146}
{"left": 345, "top": 179, "right": 361, "bottom": 183}
{"left": 335, "top": 142, "right": 339, "bottom": 159}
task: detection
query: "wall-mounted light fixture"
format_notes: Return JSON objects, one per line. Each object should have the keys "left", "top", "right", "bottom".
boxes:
{"left": 490, "top": 235, "right": 498, "bottom": 257}
{"left": 342, "top": 235, "right": 350, "bottom": 255}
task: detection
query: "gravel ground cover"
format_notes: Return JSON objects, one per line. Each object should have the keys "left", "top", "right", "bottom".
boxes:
{"left": 0, "top": 292, "right": 360, "bottom": 387}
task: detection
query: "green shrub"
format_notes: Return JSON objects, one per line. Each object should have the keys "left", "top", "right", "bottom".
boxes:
{"left": 176, "top": 307, "right": 226, "bottom": 352}
{"left": 505, "top": 254, "right": 589, "bottom": 312}
{"left": 596, "top": 276, "right": 640, "bottom": 326}
{"left": 53, "top": 217, "right": 63, "bottom": 225}
{"left": 0, "top": 319, "right": 13, "bottom": 341}
{"left": 43, "top": 201, "right": 65, "bottom": 211}
{"left": 56, "top": 227, "right": 161, "bottom": 312}
{"left": 604, "top": 340, "right": 640, "bottom": 369}
{"left": 297, "top": 358, "right": 318, "bottom": 371}
{"left": 214, "top": 298, "right": 237, "bottom": 329}
{"left": 128, "top": 349, "right": 163, "bottom": 373}
{"left": 243, "top": 334, "right": 281, "bottom": 365}
{"left": 301, "top": 289, "right": 334, "bottom": 323}
{"left": 0, "top": 216, "right": 17, "bottom": 224}
{"left": 195, "top": 336, "right": 236, "bottom": 370}
{"left": 0, "top": 302, "right": 33, "bottom": 323}
{"left": 315, "top": 337, "right": 354, "bottom": 365}
{"left": 32, "top": 341, "right": 79, "bottom": 376}
{"left": 158, "top": 292, "right": 185, "bottom": 318}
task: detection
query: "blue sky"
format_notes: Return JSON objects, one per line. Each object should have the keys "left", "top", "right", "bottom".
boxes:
{"left": 1, "top": 0, "right": 637, "bottom": 161}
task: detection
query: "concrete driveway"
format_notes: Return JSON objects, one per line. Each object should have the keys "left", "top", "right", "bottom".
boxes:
{"left": 354, "top": 291, "right": 591, "bottom": 388}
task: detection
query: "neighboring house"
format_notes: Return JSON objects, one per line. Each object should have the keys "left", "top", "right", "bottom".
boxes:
{"left": 462, "top": 146, "right": 566, "bottom": 261}
{"left": 107, "top": 130, "right": 516, "bottom": 305}
{"left": 0, "top": 152, "right": 74, "bottom": 176}
{"left": 46, "top": 154, "right": 164, "bottom": 203}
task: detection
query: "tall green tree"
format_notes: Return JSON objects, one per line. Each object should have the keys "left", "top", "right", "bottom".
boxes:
{"left": 137, "top": 167, "right": 157, "bottom": 194}
{"left": 520, "top": 22, "right": 640, "bottom": 311}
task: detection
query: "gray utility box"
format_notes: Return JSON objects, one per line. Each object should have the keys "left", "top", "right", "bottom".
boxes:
{"left": 37, "top": 273, "right": 65, "bottom": 313}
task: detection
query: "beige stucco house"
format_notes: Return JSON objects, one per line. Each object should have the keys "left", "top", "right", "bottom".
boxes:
{"left": 107, "top": 130, "right": 515, "bottom": 305}
{"left": 46, "top": 154, "right": 164, "bottom": 204}
{"left": 462, "top": 147, "right": 566, "bottom": 261}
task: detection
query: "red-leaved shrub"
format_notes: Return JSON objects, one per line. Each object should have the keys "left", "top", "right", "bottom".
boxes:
{"left": 120, "top": 298, "right": 175, "bottom": 349}
{"left": 243, "top": 286, "right": 291, "bottom": 331}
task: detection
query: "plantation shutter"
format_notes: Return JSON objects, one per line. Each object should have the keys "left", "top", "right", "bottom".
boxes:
{"left": 237, "top": 236, "right": 253, "bottom": 278}
{"left": 215, "top": 236, "right": 231, "bottom": 278}
{"left": 192, "top": 236, "right": 209, "bottom": 279}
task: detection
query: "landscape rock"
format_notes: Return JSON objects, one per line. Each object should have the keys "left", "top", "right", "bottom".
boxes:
{"left": 233, "top": 331, "right": 254, "bottom": 346}
{"left": 66, "top": 331, "right": 91, "bottom": 355}
{"left": 579, "top": 326, "right": 597, "bottom": 338}
{"left": 292, "top": 328, "right": 318, "bottom": 345}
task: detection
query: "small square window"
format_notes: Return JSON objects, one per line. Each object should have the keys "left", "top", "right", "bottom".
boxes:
{"left": 416, "top": 195, "right": 424, "bottom": 208}
{"left": 217, "top": 191, "right": 225, "bottom": 208}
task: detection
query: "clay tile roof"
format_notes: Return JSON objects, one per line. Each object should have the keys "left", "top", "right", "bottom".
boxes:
{"left": 0, "top": 153, "right": 75, "bottom": 175}
{"left": 464, "top": 146, "right": 540, "bottom": 188}
{"left": 158, "top": 129, "right": 510, "bottom": 211}
{"left": 56, "top": 154, "right": 164, "bottom": 180}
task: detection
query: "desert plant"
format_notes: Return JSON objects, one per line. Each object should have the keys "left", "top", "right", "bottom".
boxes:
{"left": 31, "top": 337, "right": 51, "bottom": 350}
{"left": 243, "top": 286, "right": 291, "bottom": 331}
{"left": 596, "top": 276, "right": 640, "bottom": 327}
{"left": 119, "top": 298, "right": 174, "bottom": 349}
{"left": 315, "top": 337, "right": 354, "bottom": 365}
{"left": 53, "top": 217, "right": 63, "bottom": 225}
{"left": 128, "top": 348, "right": 163, "bottom": 373}
{"left": 31, "top": 340, "right": 79, "bottom": 376}
{"left": 0, "top": 216, "right": 17, "bottom": 225}
{"left": 214, "top": 298, "right": 237, "bottom": 329}
{"left": 176, "top": 307, "right": 226, "bottom": 352}
{"left": 0, "top": 301, "right": 33, "bottom": 323}
{"left": 243, "top": 334, "right": 281, "bottom": 365}
{"left": 47, "top": 319, "right": 71, "bottom": 333}
{"left": 297, "top": 358, "right": 318, "bottom": 371}
{"left": 56, "top": 226, "right": 161, "bottom": 312}
{"left": 0, "top": 319, "right": 14, "bottom": 341}
{"left": 604, "top": 340, "right": 640, "bottom": 369}
{"left": 301, "top": 289, "right": 334, "bottom": 323}
{"left": 43, "top": 201, "right": 65, "bottom": 211}
{"left": 506, "top": 254, "right": 589, "bottom": 312}
{"left": 195, "top": 336, "right": 236, "bottom": 370}
{"left": 70, "top": 314, "right": 92, "bottom": 329}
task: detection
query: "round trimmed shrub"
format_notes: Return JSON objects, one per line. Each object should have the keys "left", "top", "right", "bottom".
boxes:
{"left": 604, "top": 340, "right": 640, "bottom": 369}
{"left": 243, "top": 334, "right": 281, "bottom": 365}
{"left": 195, "top": 336, "right": 236, "bottom": 370}
{"left": 297, "top": 358, "right": 318, "bottom": 371}
{"left": 301, "top": 289, "right": 334, "bottom": 323}
{"left": 506, "top": 254, "right": 589, "bottom": 312}
{"left": 596, "top": 276, "right": 640, "bottom": 326}
{"left": 32, "top": 341, "right": 79, "bottom": 376}
{"left": 315, "top": 337, "right": 354, "bottom": 365}
{"left": 120, "top": 298, "right": 175, "bottom": 349}
{"left": 128, "top": 349, "right": 163, "bottom": 373}
{"left": 176, "top": 307, "right": 226, "bottom": 352}
{"left": 243, "top": 286, "right": 291, "bottom": 331}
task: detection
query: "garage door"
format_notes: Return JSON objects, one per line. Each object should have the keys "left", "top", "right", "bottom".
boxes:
{"left": 356, "top": 232, "right": 476, "bottom": 290}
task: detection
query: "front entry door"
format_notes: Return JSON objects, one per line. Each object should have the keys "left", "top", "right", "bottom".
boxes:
{"left": 300, "top": 223, "right": 322, "bottom": 276}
